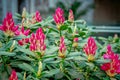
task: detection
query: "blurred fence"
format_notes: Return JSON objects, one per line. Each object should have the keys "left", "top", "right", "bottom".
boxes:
{"left": 89, "top": 26, "right": 120, "bottom": 33}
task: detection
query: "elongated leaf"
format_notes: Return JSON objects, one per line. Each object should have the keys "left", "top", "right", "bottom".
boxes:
{"left": 42, "top": 69, "right": 60, "bottom": 77}
{"left": 60, "top": 24, "right": 68, "bottom": 30}
{"left": 46, "top": 46, "right": 58, "bottom": 54}
{"left": 74, "top": 20, "right": 85, "bottom": 24}
{"left": 0, "top": 40, "right": 13, "bottom": 50}
{"left": 18, "top": 63, "right": 35, "bottom": 73}
{"left": 98, "top": 37, "right": 107, "bottom": 41}
{"left": 43, "top": 58, "right": 54, "bottom": 63}
{"left": 74, "top": 56, "right": 87, "bottom": 61}
{"left": 95, "top": 59, "right": 110, "bottom": 64}
{"left": 0, "top": 51, "right": 16, "bottom": 56}
{"left": 29, "top": 22, "right": 41, "bottom": 28}
{"left": 16, "top": 55, "right": 35, "bottom": 61}
{"left": 44, "top": 60, "right": 60, "bottom": 64}
{"left": 67, "top": 52, "right": 80, "bottom": 57}
{"left": 86, "top": 63, "right": 94, "bottom": 70}
{"left": 65, "top": 57, "right": 74, "bottom": 60}
{"left": 79, "top": 30, "right": 86, "bottom": 35}
{"left": 17, "top": 46, "right": 35, "bottom": 57}
{"left": 43, "top": 54, "right": 57, "bottom": 59}
{"left": 49, "top": 27, "right": 59, "bottom": 33}
{"left": 13, "top": 35, "right": 26, "bottom": 40}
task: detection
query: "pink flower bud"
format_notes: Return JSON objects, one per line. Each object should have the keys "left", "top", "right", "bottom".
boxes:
{"left": 58, "top": 36, "right": 66, "bottom": 58}
{"left": 18, "top": 40, "right": 24, "bottom": 46}
{"left": 53, "top": 7, "right": 65, "bottom": 30}
{"left": 15, "top": 26, "right": 30, "bottom": 46}
{"left": 35, "top": 11, "right": 42, "bottom": 22}
{"left": 18, "top": 38, "right": 29, "bottom": 46}
{"left": 15, "top": 26, "right": 30, "bottom": 36}
{"left": 74, "top": 38, "right": 79, "bottom": 42}
{"left": 32, "top": 11, "right": 42, "bottom": 23}
{"left": 101, "top": 45, "right": 120, "bottom": 77}
{"left": 30, "top": 43, "right": 37, "bottom": 51}
{"left": 9, "top": 70, "right": 18, "bottom": 80}
{"left": 73, "top": 38, "right": 79, "bottom": 48}
{"left": 0, "top": 13, "right": 18, "bottom": 37}
{"left": 29, "top": 28, "right": 46, "bottom": 56}
{"left": 68, "top": 9, "right": 74, "bottom": 22}
{"left": 83, "top": 37, "right": 97, "bottom": 61}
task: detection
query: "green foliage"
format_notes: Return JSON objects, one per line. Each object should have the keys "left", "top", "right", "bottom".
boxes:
{"left": 0, "top": 9, "right": 120, "bottom": 80}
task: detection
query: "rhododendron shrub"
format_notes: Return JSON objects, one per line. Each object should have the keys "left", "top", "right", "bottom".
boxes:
{"left": 0, "top": 8, "right": 120, "bottom": 80}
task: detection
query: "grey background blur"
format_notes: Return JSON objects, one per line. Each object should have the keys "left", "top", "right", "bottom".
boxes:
{"left": 0, "top": 0, "right": 120, "bottom": 26}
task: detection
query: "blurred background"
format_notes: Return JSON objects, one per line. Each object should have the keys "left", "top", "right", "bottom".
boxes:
{"left": 0, "top": 0, "right": 120, "bottom": 36}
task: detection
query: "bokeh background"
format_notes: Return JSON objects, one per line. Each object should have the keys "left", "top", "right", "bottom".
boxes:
{"left": 0, "top": 0, "right": 120, "bottom": 36}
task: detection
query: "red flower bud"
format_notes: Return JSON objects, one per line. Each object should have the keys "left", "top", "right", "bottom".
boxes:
{"left": 29, "top": 28, "right": 46, "bottom": 56}
{"left": 68, "top": 9, "right": 74, "bottom": 22}
{"left": 9, "top": 70, "right": 18, "bottom": 80}
{"left": 83, "top": 37, "right": 97, "bottom": 61}
{"left": 58, "top": 36, "right": 66, "bottom": 58}
{"left": 15, "top": 26, "right": 30, "bottom": 46}
{"left": 0, "top": 13, "right": 18, "bottom": 36}
{"left": 101, "top": 45, "right": 120, "bottom": 77}
{"left": 32, "top": 11, "right": 42, "bottom": 23}
{"left": 53, "top": 7, "right": 65, "bottom": 30}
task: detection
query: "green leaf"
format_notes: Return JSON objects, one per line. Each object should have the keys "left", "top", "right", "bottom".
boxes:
{"left": 0, "top": 40, "right": 13, "bottom": 51}
{"left": 74, "top": 20, "right": 86, "bottom": 24}
{"left": 18, "top": 63, "right": 35, "bottom": 73}
{"left": 42, "top": 69, "right": 60, "bottom": 77}
{"left": 67, "top": 52, "right": 80, "bottom": 57}
{"left": 0, "top": 51, "right": 16, "bottom": 56}
{"left": 46, "top": 46, "right": 58, "bottom": 54}
{"left": 68, "top": 68, "right": 83, "bottom": 79}
{"left": 43, "top": 58, "right": 54, "bottom": 63}
{"left": 78, "top": 31, "right": 86, "bottom": 37}
{"left": 74, "top": 56, "right": 87, "bottom": 61}
{"left": 16, "top": 55, "right": 35, "bottom": 61}
{"left": 30, "top": 22, "right": 41, "bottom": 28}
{"left": 44, "top": 60, "right": 60, "bottom": 64}
{"left": 65, "top": 57, "right": 74, "bottom": 60}
{"left": 86, "top": 63, "right": 94, "bottom": 70}
{"left": 98, "top": 37, "right": 107, "bottom": 41}
{"left": 0, "top": 31, "right": 4, "bottom": 39}
{"left": 43, "top": 54, "right": 57, "bottom": 59}
{"left": 95, "top": 59, "right": 110, "bottom": 64}
{"left": 55, "top": 72, "right": 64, "bottom": 79}
{"left": 60, "top": 24, "right": 68, "bottom": 30}
{"left": 14, "top": 13, "right": 22, "bottom": 19}
{"left": 13, "top": 35, "right": 26, "bottom": 40}
{"left": 68, "top": 27, "right": 73, "bottom": 33}
{"left": 17, "top": 72, "right": 23, "bottom": 79}
{"left": 49, "top": 27, "right": 59, "bottom": 33}
{"left": 17, "top": 46, "right": 35, "bottom": 57}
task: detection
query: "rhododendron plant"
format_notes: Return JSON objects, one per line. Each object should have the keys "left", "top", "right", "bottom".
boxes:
{"left": 0, "top": 7, "right": 120, "bottom": 80}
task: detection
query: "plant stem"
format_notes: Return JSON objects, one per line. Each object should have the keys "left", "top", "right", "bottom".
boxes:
{"left": 59, "top": 30, "right": 62, "bottom": 37}
{"left": 60, "top": 58, "right": 65, "bottom": 72}
{"left": 1, "top": 56, "right": 9, "bottom": 75}
{"left": 68, "top": 41, "right": 73, "bottom": 54}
